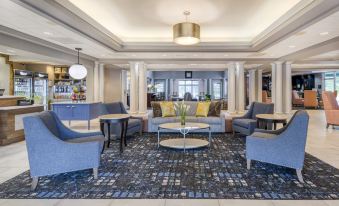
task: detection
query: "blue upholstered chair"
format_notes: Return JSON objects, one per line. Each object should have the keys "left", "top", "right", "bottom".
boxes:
{"left": 232, "top": 102, "right": 274, "bottom": 136}
{"left": 246, "top": 110, "right": 309, "bottom": 183}
{"left": 23, "top": 111, "right": 104, "bottom": 190}
{"left": 101, "top": 102, "right": 143, "bottom": 137}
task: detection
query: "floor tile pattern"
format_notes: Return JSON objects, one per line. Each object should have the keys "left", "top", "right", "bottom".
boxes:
{"left": 0, "top": 133, "right": 338, "bottom": 200}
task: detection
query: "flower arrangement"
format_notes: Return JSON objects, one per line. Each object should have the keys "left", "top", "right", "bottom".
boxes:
{"left": 174, "top": 101, "right": 190, "bottom": 125}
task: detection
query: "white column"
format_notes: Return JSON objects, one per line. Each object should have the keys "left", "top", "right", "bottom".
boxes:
{"left": 257, "top": 69, "right": 263, "bottom": 102}
{"left": 98, "top": 63, "right": 105, "bottom": 102}
{"left": 138, "top": 63, "right": 147, "bottom": 114}
{"left": 275, "top": 61, "right": 283, "bottom": 113}
{"left": 129, "top": 62, "right": 139, "bottom": 114}
{"left": 223, "top": 70, "right": 227, "bottom": 99}
{"left": 93, "top": 61, "right": 99, "bottom": 102}
{"left": 248, "top": 69, "right": 256, "bottom": 105}
{"left": 227, "top": 62, "right": 236, "bottom": 113}
{"left": 271, "top": 63, "right": 276, "bottom": 108}
{"left": 284, "top": 62, "right": 292, "bottom": 114}
{"left": 236, "top": 62, "right": 245, "bottom": 112}
{"left": 208, "top": 79, "right": 212, "bottom": 95}
{"left": 121, "top": 70, "right": 128, "bottom": 107}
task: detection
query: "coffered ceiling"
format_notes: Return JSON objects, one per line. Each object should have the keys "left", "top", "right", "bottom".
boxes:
{"left": 64, "top": 0, "right": 301, "bottom": 43}
{"left": 0, "top": 0, "right": 339, "bottom": 71}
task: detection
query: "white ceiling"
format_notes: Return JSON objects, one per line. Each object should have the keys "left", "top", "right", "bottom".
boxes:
{"left": 0, "top": 0, "right": 338, "bottom": 71}
{"left": 65, "top": 0, "right": 301, "bottom": 42}
{"left": 0, "top": 0, "right": 115, "bottom": 58}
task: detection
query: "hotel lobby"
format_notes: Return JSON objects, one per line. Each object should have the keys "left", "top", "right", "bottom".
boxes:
{"left": 0, "top": 0, "right": 338, "bottom": 205}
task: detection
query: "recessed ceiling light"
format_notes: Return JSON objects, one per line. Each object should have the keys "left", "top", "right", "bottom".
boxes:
{"left": 320, "top": 32, "right": 329, "bottom": 36}
{"left": 162, "top": 54, "right": 167, "bottom": 57}
{"left": 43, "top": 31, "right": 53, "bottom": 36}
{"left": 193, "top": 54, "right": 198, "bottom": 57}
{"left": 288, "top": 45, "right": 296, "bottom": 48}
{"left": 224, "top": 54, "right": 229, "bottom": 57}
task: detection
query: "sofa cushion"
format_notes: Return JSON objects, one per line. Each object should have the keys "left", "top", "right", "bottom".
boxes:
{"left": 160, "top": 102, "right": 176, "bottom": 117}
{"left": 151, "top": 117, "right": 179, "bottom": 124}
{"left": 186, "top": 116, "right": 222, "bottom": 125}
{"left": 196, "top": 102, "right": 211, "bottom": 117}
{"left": 250, "top": 132, "right": 277, "bottom": 139}
{"left": 66, "top": 135, "right": 105, "bottom": 143}
{"left": 181, "top": 101, "right": 198, "bottom": 116}
{"left": 233, "top": 118, "right": 257, "bottom": 129}
{"left": 151, "top": 102, "right": 162, "bottom": 117}
{"left": 208, "top": 101, "right": 222, "bottom": 117}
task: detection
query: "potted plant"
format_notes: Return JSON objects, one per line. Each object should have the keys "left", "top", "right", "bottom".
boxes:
{"left": 174, "top": 101, "right": 190, "bottom": 125}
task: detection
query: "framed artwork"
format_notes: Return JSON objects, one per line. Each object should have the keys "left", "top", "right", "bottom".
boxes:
{"left": 185, "top": 71, "right": 192, "bottom": 78}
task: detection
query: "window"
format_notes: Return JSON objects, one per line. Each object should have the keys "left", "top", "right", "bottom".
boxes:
{"left": 154, "top": 80, "right": 165, "bottom": 93}
{"left": 212, "top": 80, "right": 222, "bottom": 99}
{"left": 178, "top": 80, "right": 199, "bottom": 98}
{"left": 324, "top": 72, "right": 335, "bottom": 92}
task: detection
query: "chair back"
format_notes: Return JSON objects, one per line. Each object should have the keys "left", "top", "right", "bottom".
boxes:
{"left": 249, "top": 102, "right": 274, "bottom": 119}
{"left": 304, "top": 90, "right": 318, "bottom": 107}
{"left": 322, "top": 91, "right": 339, "bottom": 110}
{"left": 262, "top": 91, "right": 271, "bottom": 103}
{"left": 36, "top": 111, "right": 60, "bottom": 137}
{"left": 184, "top": 92, "right": 193, "bottom": 101}
{"left": 102, "top": 102, "right": 127, "bottom": 114}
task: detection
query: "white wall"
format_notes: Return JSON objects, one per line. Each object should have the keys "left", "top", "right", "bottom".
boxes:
{"left": 104, "top": 68, "right": 122, "bottom": 103}
{"left": 0, "top": 57, "right": 10, "bottom": 95}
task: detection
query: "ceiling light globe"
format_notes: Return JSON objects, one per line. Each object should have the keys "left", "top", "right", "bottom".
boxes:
{"left": 69, "top": 64, "right": 87, "bottom": 80}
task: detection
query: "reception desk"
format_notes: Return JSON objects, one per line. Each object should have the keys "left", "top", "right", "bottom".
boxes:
{"left": 0, "top": 104, "right": 44, "bottom": 145}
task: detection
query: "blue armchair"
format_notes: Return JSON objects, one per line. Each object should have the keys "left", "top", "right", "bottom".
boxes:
{"left": 246, "top": 110, "right": 309, "bottom": 183}
{"left": 101, "top": 102, "right": 143, "bottom": 137}
{"left": 23, "top": 111, "right": 104, "bottom": 190}
{"left": 232, "top": 102, "right": 274, "bottom": 136}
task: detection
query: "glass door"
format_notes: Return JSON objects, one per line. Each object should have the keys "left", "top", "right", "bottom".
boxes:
{"left": 34, "top": 72, "right": 48, "bottom": 106}
{"left": 14, "top": 70, "right": 33, "bottom": 99}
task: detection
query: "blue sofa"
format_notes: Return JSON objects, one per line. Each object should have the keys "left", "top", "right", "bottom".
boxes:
{"left": 246, "top": 110, "right": 309, "bottom": 183}
{"left": 232, "top": 102, "right": 274, "bottom": 136}
{"left": 23, "top": 111, "right": 104, "bottom": 190}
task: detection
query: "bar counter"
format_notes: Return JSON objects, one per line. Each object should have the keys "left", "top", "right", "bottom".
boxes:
{"left": 0, "top": 98, "right": 44, "bottom": 145}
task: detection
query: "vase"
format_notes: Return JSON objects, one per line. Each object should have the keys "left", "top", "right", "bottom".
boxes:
{"left": 180, "top": 115, "right": 186, "bottom": 126}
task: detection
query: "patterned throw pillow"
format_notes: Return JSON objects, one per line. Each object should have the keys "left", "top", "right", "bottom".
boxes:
{"left": 151, "top": 102, "right": 162, "bottom": 117}
{"left": 208, "top": 101, "right": 222, "bottom": 117}
{"left": 160, "top": 101, "right": 176, "bottom": 117}
{"left": 196, "top": 102, "right": 211, "bottom": 117}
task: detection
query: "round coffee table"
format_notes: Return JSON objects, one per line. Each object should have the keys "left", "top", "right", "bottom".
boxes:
{"left": 157, "top": 122, "right": 211, "bottom": 152}
{"left": 99, "top": 114, "right": 130, "bottom": 153}
{"left": 256, "top": 114, "right": 288, "bottom": 130}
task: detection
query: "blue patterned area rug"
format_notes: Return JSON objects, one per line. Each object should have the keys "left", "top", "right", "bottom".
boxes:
{"left": 0, "top": 133, "right": 338, "bottom": 199}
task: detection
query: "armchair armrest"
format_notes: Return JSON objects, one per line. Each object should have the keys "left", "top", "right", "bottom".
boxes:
{"left": 253, "top": 127, "right": 285, "bottom": 135}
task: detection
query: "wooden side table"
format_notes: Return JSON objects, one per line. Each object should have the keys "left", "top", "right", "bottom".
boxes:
{"left": 99, "top": 114, "right": 130, "bottom": 153}
{"left": 256, "top": 114, "right": 288, "bottom": 130}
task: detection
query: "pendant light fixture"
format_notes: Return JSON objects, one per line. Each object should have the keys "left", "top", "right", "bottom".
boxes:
{"left": 69, "top": 48, "right": 87, "bottom": 80}
{"left": 173, "top": 11, "right": 200, "bottom": 45}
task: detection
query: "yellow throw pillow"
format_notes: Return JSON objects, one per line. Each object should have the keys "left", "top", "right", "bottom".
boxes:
{"left": 196, "top": 102, "right": 211, "bottom": 117}
{"left": 160, "top": 101, "right": 176, "bottom": 117}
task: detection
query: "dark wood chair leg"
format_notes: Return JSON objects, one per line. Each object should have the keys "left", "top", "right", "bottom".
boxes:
{"left": 120, "top": 122, "right": 124, "bottom": 153}
{"left": 124, "top": 121, "right": 128, "bottom": 147}
{"left": 107, "top": 123, "right": 111, "bottom": 148}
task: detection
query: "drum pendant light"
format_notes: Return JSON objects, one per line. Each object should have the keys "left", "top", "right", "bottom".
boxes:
{"left": 173, "top": 11, "right": 200, "bottom": 45}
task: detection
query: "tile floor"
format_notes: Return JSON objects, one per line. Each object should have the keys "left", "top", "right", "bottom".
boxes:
{"left": 0, "top": 110, "right": 338, "bottom": 206}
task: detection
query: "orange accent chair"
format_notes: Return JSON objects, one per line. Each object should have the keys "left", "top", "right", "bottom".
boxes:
{"left": 262, "top": 91, "right": 272, "bottom": 103}
{"left": 292, "top": 90, "right": 304, "bottom": 106}
{"left": 322, "top": 91, "right": 339, "bottom": 128}
{"left": 304, "top": 90, "right": 318, "bottom": 109}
